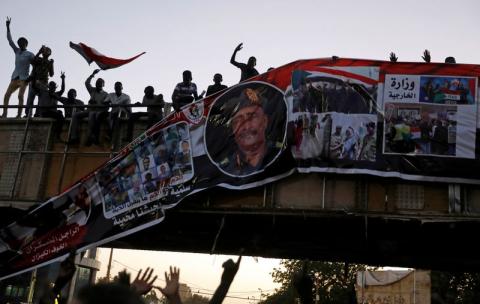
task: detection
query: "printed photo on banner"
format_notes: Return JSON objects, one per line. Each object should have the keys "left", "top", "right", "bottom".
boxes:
{"left": 290, "top": 68, "right": 379, "bottom": 114}
{"left": 384, "top": 74, "right": 477, "bottom": 105}
{"left": 329, "top": 113, "right": 378, "bottom": 162}
{"left": 420, "top": 76, "right": 476, "bottom": 104}
{"left": 205, "top": 81, "right": 287, "bottom": 177}
{"left": 291, "top": 113, "right": 332, "bottom": 160}
{"left": 0, "top": 181, "right": 94, "bottom": 266}
{"left": 383, "top": 103, "right": 474, "bottom": 157}
{"left": 98, "top": 122, "right": 195, "bottom": 218}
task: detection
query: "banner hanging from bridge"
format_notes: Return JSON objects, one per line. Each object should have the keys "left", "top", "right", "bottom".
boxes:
{"left": 1, "top": 58, "right": 480, "bottom": 279}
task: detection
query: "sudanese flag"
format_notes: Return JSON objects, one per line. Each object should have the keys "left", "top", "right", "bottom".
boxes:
{"left": 69, "top": 41, "right": 145, "bottom": 70}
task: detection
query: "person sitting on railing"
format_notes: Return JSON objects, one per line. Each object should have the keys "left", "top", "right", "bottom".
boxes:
{"left": 32, "top": 72, "right": 66, "bottom": 142}
{"left": 171, "top": 70, "right": 204, "bottom": 112}
{"left": 3, "top": 17, "right": 35, "bottom": 118}
{"left": 58, "top": 89, "right": 85, "bottom": 118}
{"left": 230, "top": 43, "right": 258, "bottom": 83}
{"left": 69, "top": 69, "right": 108, "bottom": 145}
{"left": 206, "top": 73, "right": 228, "bottom": 96}
{"left": 124, "top": 86, "right": 165, "bottom": 142}
{"left": 26, "top": 45, "right": 54, "bottom": 117}
{"left": 105, "top": 81, "right": 131, "bottom": 142}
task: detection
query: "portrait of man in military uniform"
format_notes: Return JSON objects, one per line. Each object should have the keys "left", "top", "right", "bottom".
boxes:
{"left": 205, "top": 82, "right": 287, "bottom": 177}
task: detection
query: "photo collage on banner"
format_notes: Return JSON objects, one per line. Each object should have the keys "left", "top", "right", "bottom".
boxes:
{"left": 383, "top": 75, "right": 477, "bottom": 158}
{"left": 0, "top": 180, "right": 97, "bottom": 267}
{"left": 97, "top": 122, "right": 194, "bottom": 219}
{"left": 289, "top": 68, "right": 379, "bottom": 162}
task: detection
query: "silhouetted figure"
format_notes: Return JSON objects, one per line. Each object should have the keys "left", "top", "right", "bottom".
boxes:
{"left": 445, "top": 56, "right": 456, "bottom": 64}
{"left": 26, "top": 45, "right": 54, "bottom": 117}
{"left": 422, "top": 49, "right": 431, "bottom": 63}
{"left": 3, "top": 17, "right": 34, "bottom": 118}
{"left": 69, "top": 69, "right": 108, "bottom": 145}
{"left": 210, "top": 256, "right": 242, "bottom": 304}
{"left": 125, "top": 86, "right": 165, "bottom": 141}
{"left": 58, "top": 89, "right": 85, "bottom": 118}
{"left": 172, "top": 70, "right": 202, "bottom": 112}
{"left": 206, "top": 73, "right": 227, "bottom": 96}
{"left": 389, "top": 52, "right": 398, "bottom": 62}
{"left": 105, "top": 81, "right": 131, "bottom": 141}
{"left": 33, "top": 72, "right": 66, "bottom": 141}
{"left": 230, "top": 43, "right": 259, "bottom": 82}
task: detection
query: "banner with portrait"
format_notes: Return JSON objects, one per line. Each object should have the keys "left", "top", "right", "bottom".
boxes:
{"left": 1, "top": 58, "right": 480, "bottom": 279}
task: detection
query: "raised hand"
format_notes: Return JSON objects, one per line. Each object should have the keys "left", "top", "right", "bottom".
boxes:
{"left": 235, "top": 43, "right": 243, "bottom": 52}
{"left": 220, "top": 256, "right": 241, "bottom": 285}
{"left": 389, "top": 52, "right": 398, "bottom": 62}
{"left": 92, "top": 68, "right": 101, "bottom": 75}
{"left": 422, "top": 49, "right": 431, "bottom": 63}
{"left": 131, "top": 267, "right": 157, "bottom": 295}
{"left": 6, "top": 16, "right": 11, "bottom": 27}
{"left": 60, "top": 71, "right": 66, "bottom": 79}
{"left": 157, "top": 266, "right": 180, "bottom": 298}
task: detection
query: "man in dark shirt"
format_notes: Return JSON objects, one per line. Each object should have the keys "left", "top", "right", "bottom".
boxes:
{"left": 68, "top": 69, "right": 108, "bottom": 145}
{"left": 206, "top": 73, "right": 228, "bottom": 96}
{"left": 171, "top": 70, "right": 204, "bottom": 112}
{"left": 33, "top": 72, "right": 65, "bottom": 141}
{"left": 26, "top": 45, "right": 54, "bottom": 117}
{"left": 230, "top": 43, "right": 259, "bottom": 83}
{"left": 124, "top": 86, "right": 165, "bottom": 141}
{"left": 58, "top": 89, "right": 85, "bottom": 118}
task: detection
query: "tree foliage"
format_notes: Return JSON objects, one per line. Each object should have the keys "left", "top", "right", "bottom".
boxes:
{"left": 260, "top": 259, "right": 368, "bottom": 304}
{"left": 431, "top": 271, "right": 480, "bottom": 304}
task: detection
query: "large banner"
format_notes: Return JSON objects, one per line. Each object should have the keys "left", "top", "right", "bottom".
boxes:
{"left": 1, "top": 58, "right": 480, "bottom": 279}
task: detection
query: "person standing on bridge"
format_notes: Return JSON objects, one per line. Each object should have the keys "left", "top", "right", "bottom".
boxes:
{"left": 3, "top": 17, "right": 35, "bottom": 118}
{"left": 230, "top": 43, "right": 259, "bottom": 83}
{"left": 171, "top": 70, "right": 203, "bottom": 112}
{"left": 69, "top": 69, "right": 108, "bottom": 145}
{"left": 206, "top": 73, "right": 228, "bottom": 96}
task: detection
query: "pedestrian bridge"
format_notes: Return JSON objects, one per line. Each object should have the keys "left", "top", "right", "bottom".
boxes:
{"left": 1, "top": 117, "right": 479, "bottom": 272}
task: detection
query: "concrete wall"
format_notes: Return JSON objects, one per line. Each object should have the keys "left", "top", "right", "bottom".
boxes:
{"left": 356, "top": 270, "right": 431, "bottom": 304}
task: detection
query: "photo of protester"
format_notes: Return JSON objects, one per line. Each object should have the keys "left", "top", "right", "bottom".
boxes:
{"left": 291, "top": 69, "right": 379, "bottom": 114}
{"left": 384, "top": 103, "right": 462, "bottom": 156}
{"left": 420, "top": 76, "right": 476, "bottom": 105}
{"left": 291, "top": 113, "right": 332, "bottom": 159}
{"left": 328, "top": 113, "right": 378, "bottom": 162}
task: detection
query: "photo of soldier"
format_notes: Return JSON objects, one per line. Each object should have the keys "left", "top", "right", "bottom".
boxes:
{"left": 205, "top": 82, "right": 286, "bottom": 177}
{"left": 328, "top": 113, "right": 377, "bottom": 161}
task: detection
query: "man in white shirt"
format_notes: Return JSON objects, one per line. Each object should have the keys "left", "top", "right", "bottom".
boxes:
{"left": 105, "top": 81, "right": 131, "bottom": 141}
{"left": 3, "top": 17, "right": 34, "bottom": 118}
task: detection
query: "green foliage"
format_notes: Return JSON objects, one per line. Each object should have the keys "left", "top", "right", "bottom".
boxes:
{"left": 260, "top": 259, "right": 369, "bottom": 304}
{"left": 431, "top": 271, "right": 480, "bottom": 304}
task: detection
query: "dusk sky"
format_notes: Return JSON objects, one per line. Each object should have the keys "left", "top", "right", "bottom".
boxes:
{"left": 2, "top": 0, "right": 479, "bottom": 303}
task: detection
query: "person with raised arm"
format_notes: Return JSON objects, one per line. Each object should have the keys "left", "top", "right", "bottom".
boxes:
{"left": 230, "top": 43, "right": 259, "bottom": 83}
{"left": 3, "top": 17, "right": 34, "bottom": 118}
